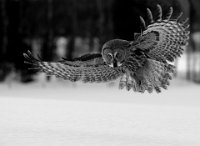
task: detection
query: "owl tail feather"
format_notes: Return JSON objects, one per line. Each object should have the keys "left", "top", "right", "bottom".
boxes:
{"left": 124, "top": 59, "right": 175, "bottom": 93}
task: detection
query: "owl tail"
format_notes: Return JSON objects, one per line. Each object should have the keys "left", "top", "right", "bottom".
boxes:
{"left": 119, "top": 59, "right": 175, "bottom": 93}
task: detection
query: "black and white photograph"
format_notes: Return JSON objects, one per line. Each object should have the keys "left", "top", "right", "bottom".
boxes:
{"left": 0, "top": 0, "right": 200, "bottom": 145}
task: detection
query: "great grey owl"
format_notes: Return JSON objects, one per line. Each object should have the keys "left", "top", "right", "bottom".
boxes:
{"left": 23, "top": 5, "right": 190, "bottom": 93}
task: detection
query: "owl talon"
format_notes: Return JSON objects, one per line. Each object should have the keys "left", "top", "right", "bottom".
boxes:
{"left": 119, "top": 81, "right": 126, "bottom": 89}
{"left": 147, "top": 86, "right": 153, "bottom": 93}
{"left": 126, "top": 83, "right": 132, "bottom": 91}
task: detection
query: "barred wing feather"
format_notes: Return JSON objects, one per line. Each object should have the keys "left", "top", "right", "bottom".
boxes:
{"left": 23, "top": 51, "right": 123, "bottom": 83}
{"left": 133, "top": 4, "right": 190, "bottom": 62}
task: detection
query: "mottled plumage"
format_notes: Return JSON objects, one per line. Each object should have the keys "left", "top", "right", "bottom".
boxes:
{"left": 23, "top": 5, "right": 190, "bottom": 93}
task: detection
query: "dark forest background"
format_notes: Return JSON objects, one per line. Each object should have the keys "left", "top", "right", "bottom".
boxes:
{"left": 0, "top": 0, "right": 200, "bottom": 83}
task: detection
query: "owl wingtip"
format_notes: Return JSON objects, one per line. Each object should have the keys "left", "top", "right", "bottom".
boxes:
{"left": 23, "top": 50, "right": 41, "bottom": 64}
{"left": 23, "top": 52, "right": 28, "bottom": 58}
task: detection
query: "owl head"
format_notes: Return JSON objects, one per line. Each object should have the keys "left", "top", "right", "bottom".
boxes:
{"left": 102, "top": 39, "right": 131, "bottom": 68}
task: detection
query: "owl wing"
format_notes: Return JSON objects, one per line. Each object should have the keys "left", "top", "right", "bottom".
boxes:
{"left": 23, "top": 51, "right": 124, "bottom": 83}
{"left": 131, "top": 4, "right": 190, "bottom": 62}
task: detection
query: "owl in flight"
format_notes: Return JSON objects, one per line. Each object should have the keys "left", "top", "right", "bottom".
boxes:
{"left": 24, "top": 5, "right": 189, "bottom": 93}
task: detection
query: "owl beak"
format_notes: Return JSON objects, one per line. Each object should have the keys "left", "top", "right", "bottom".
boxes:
{"left": 108, "top": 59, "right": 118, "bottom": 68}
{"left": 114, "top": 59, "right": 118, "bottom": 68}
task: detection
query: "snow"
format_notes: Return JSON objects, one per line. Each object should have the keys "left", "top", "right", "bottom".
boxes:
{"left": 0, "top": 78, "right": 200, "bottom": 146}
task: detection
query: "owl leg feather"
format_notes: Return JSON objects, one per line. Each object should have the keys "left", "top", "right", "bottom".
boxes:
{"left": 126, "top": 75, "right": 133, "bottom": 91}
{"left": 119, "top": 74, "right": 127, "bottom": 89}
{"left": 119, "top": 73, "right": 134, "bottom": 91}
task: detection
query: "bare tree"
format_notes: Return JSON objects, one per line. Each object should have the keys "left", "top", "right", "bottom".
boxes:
{"left": 185, "top": 0, "right": 200, "bottom": 82}
{"left": 66, "top": 0, "right": 78, "bottom": 60}
{"left": 42, "top": 0, "right": 54, "bottom": 61}
{"left": 0, "top": 0, "right": 8, "bottom": 61}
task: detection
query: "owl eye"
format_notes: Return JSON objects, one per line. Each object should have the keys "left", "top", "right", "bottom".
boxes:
{"left": 114, "top": 52, "right": 123, "bottom": 61}
{"left": 105, "top": 53, "right": 113, "bottom": 61}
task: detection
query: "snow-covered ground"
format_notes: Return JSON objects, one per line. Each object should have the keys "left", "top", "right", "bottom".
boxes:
{"left": 0, "top": 78, "right": 200, "bottom": 146}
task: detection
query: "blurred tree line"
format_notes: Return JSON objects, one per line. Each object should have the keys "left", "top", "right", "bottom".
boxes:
{"left": 0, "top": 0, "right": 199, "bottom": 83}
{"left": 0, "top": 0, "right": 115, "bottom": 82}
